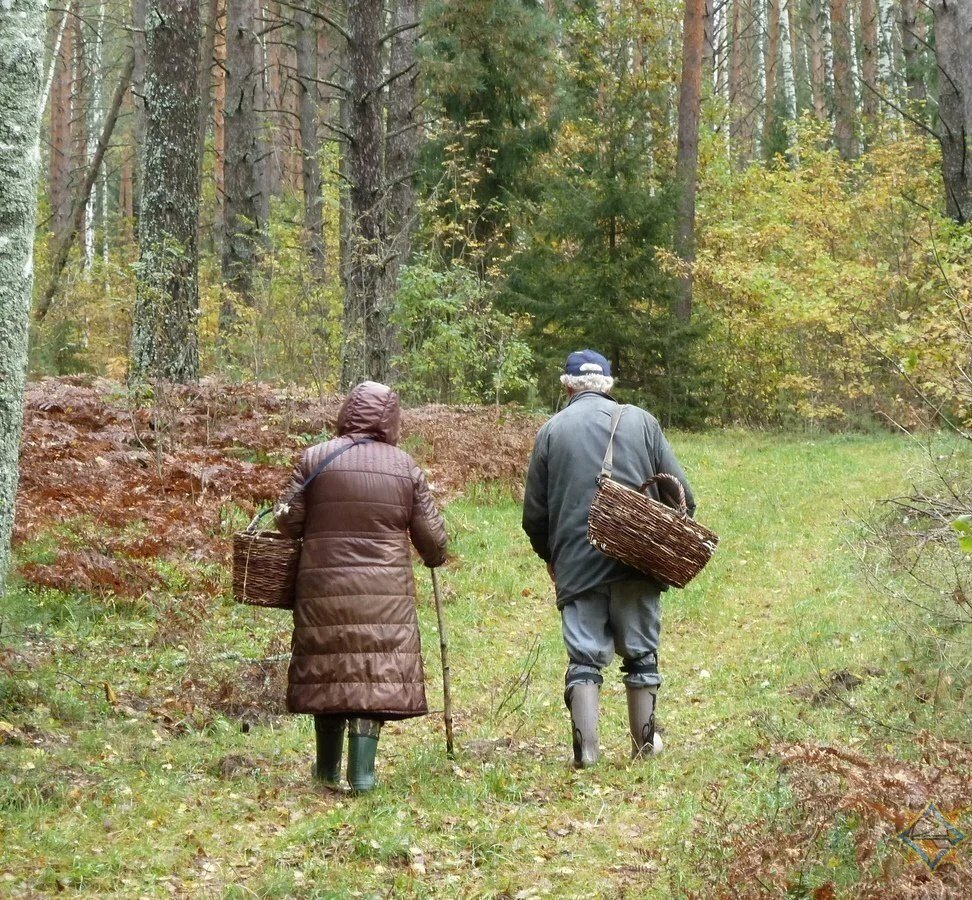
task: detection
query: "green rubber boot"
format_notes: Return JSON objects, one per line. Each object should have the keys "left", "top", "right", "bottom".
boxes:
{"left": 311, "top": 716, "right": 346, "bottom": 785}
{"left": 347, "top": 718, "right": 382, "bottom": 794}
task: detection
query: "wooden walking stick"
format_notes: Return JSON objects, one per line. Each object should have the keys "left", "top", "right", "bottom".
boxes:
{"left": 431, "top": 568, "right": 455, "bottom": 757}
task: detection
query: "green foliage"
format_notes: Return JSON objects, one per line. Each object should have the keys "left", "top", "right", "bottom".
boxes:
{"left": 421, "top": 0, "right": 554, "bottom": 259}
{"left": 693, "top": 119, "right": 972, "bottom": 426}
{"left": 952, "top": 515, "right": 972, "bottom": 553}
{"left": 500, "top": 1, "right": 714, "bottom": 424}
{"left": 393, "top": 261, "right": 534, "bottom": 405}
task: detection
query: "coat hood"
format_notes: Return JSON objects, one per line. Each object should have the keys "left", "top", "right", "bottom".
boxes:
{"left": 337, "top": 381, "right": 402, "bottom": 445}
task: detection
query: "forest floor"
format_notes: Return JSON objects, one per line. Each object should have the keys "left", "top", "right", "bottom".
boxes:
{"left": 1, "top": 377, "right": 970, "bottom": 898}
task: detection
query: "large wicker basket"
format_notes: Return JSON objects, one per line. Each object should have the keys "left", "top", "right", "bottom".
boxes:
{"left": 232, "top": 513, "right": 300, "bottom": 609}
{"left": 588, "top": 473, "right": 718, "bottom": 588}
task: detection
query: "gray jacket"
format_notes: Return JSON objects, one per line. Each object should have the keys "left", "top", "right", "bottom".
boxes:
{"left": 522, "top": 391, "right": 696, "bottom": 607}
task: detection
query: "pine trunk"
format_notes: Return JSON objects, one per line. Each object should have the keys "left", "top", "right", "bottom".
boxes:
{"left": 899, "top": 0, "right": 926, "bottom": 107}
{"left": 130, "top": 0, "right": 202, "bottom": 383}
{"left": 830, "top": 0, "right": 856, "bottom": 158}
{"left": 342, "top": 0, "right": 395, "bottom": 388}
{"left": 49, "top": 4, "right": 73, "bottom": 241}
{"left": 384, "top": 0, "right": 420, "bottom": 301}
{"left": 0, "top": 0, "right": 45, "bottom": 596}
{"left": 808, "top": 0, "right": 828, "bottom": 120}
{"left": 296, "top": 2, "right": 325, "bottom": 277}
{"left": 675, "top": 0, "right": 705, "bottom": 322}
{"left": 221, "top": 0, "right": 265, "bottom": 319}
{"left": 860, "top": 0, "right": 878, "bottom": 120}
{"left": 932, "top": 0, "right": 972, "bottom": 224}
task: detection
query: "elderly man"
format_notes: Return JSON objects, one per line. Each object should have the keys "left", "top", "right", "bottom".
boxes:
{"left": 523, "top": 350, "right": 695, "bottom": 768}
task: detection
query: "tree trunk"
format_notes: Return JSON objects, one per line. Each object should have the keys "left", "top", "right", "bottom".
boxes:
{"left": 808, "top": 0, "right": 828, "bottom": 120}
{"left": 130, "top": 0, "right": 202, "bottom": 383}
{"left": 702, "top": 0, "right": 715, "bottom": 81}
{"left": 860, "top": 0, "right": 879, "bottom": 120}
{"left": 342, "top": 0, "right": 395, "bottom": 388}
{"left": 830, "top": 0, "right": 856, "bottom": 158}
{"left": 221, "top": 0, "right": 265, "bottom": 321}
{"left": 899, "top": 0, "right": 926, "bottom": 108}
{"left": 296, "top": 1, "right": 325, "bottom": 277}
{"left": 213, "top": 0, "right": 226, "bottom": 245}
{"left": 675, "top": 0, "right": 705, "bottom": 322}
{"left": 0, "top": 0, "right": 45, "bottom": 596}
{"left": 384, "top": 0, "right": 420, "bottom": 301}
{"left": 763, "top": 0, "right": 781, "bottom": 157}
{"left": 932, "top": 0, "right": 972, "bottom": 224}
{"left": 36, "top": 53, "right": 135, "bottom": 322}
{"left": 49, "top": 3, "right": 74, "bottom": 241}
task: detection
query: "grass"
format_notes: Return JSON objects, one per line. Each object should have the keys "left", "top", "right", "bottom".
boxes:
{"left": 0, "top": 430, "right": 967, "bottom": 897}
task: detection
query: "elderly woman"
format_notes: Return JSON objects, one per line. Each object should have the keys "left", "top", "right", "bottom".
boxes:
{"left": 274, "top": 381, "right": 448, "bottom": 793}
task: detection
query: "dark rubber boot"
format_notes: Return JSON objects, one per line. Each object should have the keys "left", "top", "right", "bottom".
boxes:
{"left": 312, "top": 716, "right": 346, "bottom": 785}
{"left": 347, "top": 718, "right": 381, "bottom": 793}
{"left": 626, "top": 686, "right": 663, "bottom": 759}
{"left": 565, "top": 682, "right": 600, "bottom": 769}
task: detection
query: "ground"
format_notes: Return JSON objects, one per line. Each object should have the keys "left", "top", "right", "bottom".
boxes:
{"left": 1, "top": 378, "right": 970, "bottom": 898}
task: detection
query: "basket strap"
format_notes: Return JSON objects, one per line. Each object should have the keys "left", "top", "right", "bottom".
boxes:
{"left": 599, "top": 404, "right": 625, "bottom": 479}
{"left": 245, "top": 437, "right": 374, "bottom": 534}
{"left": 300, "top": 436, "right": 374, "bottom": 491}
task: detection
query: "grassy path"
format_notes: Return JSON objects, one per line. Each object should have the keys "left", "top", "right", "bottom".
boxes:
{"left": 0, "top": 431, "right": 944, "bottom": 897}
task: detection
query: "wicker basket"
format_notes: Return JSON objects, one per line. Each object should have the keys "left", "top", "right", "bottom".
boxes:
{"left": 232, "top": 514, "right": 300, "bottom": 609}
{"left": 588, "top": 473, "right": 718, "bottom": 588}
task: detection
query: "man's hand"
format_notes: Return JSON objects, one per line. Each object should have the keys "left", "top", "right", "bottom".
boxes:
{"left": 546, "top": 561, "right": 555, "bottom": 583}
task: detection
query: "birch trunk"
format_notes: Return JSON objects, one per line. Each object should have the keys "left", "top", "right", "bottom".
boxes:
{"left": 763, "top": 0, "right": 781, "bottom": 156}
{"left": 130, "top": 0, "right": 202, "bottom": 383}
{"left": 0, "top": 0, "right": 45, "bottom": 597}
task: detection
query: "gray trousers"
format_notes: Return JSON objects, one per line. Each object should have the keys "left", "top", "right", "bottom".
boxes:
{"left": 561, "top": 580, "right": 662, "bottom": 690}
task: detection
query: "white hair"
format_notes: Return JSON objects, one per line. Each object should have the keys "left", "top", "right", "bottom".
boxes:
{"left": 560, "top": 373, "right": 615, "bottom": 395}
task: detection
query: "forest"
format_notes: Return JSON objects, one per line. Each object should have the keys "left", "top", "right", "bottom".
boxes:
{"left": 1, "top": 0, "right": 971, "bottom": 896}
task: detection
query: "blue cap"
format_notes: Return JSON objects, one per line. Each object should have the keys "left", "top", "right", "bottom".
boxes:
{"left": 564, "top": 349, "right": 611, "bottom": 377}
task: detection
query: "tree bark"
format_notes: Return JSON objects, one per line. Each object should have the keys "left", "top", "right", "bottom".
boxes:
{"left": 0, "top": 0, "right": 45, "bottom": 596}
{"left": 49, "top": 3, "right": 74, "bottom": 241}
{"left": 808, "top": 0, "right": 828, "bottom": 120}
{"left": 296, "top": 0, "right": 325, "bottom": 277}
{"left": 130, "top": 0, "right": 202, "bottom": 383}
{"left": 221, "top": 0, "right": 265, "bottom": 321}
{"left": 384, "top": 0, "right": 420, "bottom": 301}
{"left": 36, "top": 52, "right": 135, "bottom": 322}
{"left": 830, "top": 0, "right": 856, "bottom": 158}
{"left": 342, "top": 0, "right": 395, "bottom": 388}
{"left": 763, "top": 0, "right": 781, "bottom": 157}
{"left": 675, "top": 0, "right": 705, "bottom": 322}
{"left": 932, "top": 0, "right": 972, "bottom": 224}
{"left": 860, "top": 0, "right": 879, "bottom": 120}
{"left": 899, "top": 0, "right": 926, "bottom": 108}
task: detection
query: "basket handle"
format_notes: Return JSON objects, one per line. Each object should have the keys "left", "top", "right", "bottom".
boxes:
{"left": 245, "top": 507, "right": 274, "bottom": 534}
{"left": 640, "top": 473, "right": 688, "bottom": 515}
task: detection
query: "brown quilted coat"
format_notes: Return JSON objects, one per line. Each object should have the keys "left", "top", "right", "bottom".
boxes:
{"left": 274, "top": 382, "right": 448, "bottom": 719}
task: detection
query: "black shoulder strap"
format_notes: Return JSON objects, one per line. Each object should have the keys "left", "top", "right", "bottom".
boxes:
{"left": 300, "top": 436, "right": 374, "bottom": 492}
